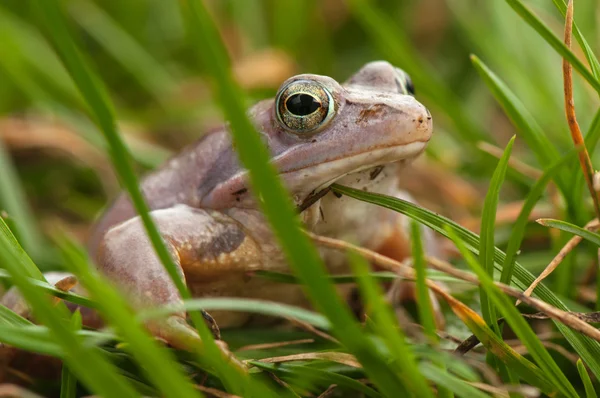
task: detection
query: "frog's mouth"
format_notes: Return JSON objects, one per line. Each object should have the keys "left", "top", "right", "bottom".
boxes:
{"left": 285, "top": 140, "right": 428, "bottom": 212}
{"left": 201, "top": 140, "right": 426, "bottom": 210}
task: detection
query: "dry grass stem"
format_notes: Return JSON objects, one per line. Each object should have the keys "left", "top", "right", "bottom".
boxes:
{"left": 317, "top": 384, "right": 338, "bottom": 398}
{"left": 518, "top": 218, "right": 600, "bottom": 305}
{"left": 477, "top": 141, "right": 542, "bottom": 179}
{"left": 236, "top": 339, "right": 314, "bottom": 352}
{"left": 307, "top": 231, "right": 600, "bottom": 344}
{"left": 563, "top": 0, "right": 600, "bottom": 218}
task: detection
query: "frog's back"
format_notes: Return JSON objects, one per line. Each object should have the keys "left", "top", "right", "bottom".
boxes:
{"left": 87, "top": 129, "right": 235, "bottom": 258}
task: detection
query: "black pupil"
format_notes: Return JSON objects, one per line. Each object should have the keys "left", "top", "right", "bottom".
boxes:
{"left": 286, "top": 94, "right": 320, "bottom": 116}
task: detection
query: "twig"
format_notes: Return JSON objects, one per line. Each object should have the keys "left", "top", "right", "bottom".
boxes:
{"left": 478, "top": 141, "right": 542, "bottom": 179}
{"left": 563, "top": 0, "right": 600, "bottom": 218}
{"left": 517, "top": 218, "right": 600, "bottom": 305}
{"left": 236, "top": 339, "right": 314, "bottom": 352}
{"left": 317, "top": 384, "right": 338, "bottom": 398}
{"left": 306, "top": 231, "right": 600, "bottom": 344}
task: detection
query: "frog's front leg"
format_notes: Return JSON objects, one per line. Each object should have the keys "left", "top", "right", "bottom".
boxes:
{"left": 96, "top": 204, "right": 263, "bottom": 349}
{"left": 371, "top": 190, "right": 446, "bottom": 329}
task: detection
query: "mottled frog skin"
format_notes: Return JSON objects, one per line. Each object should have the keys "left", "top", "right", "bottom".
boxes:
{"left": 88, "top": 61, "right": 434, "bottom": 348}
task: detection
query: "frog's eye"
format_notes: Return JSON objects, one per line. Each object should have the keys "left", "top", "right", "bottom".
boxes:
{"left": 394, "top": 68, "right": 415, "bottom": 96}
{"left": 275, "top": 80, "right": 335, "bottom": 134}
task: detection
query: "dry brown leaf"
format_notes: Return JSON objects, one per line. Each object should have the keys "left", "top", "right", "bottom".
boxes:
{"left": 250, "top": 352, "right": 361, "bottom": 369}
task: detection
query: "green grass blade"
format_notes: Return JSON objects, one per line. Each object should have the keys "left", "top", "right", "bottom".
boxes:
{"left": 0, "top": 324, "right": 65, "bottom": 358}
{"left": 347, "top": 0, "right": 485, "bottom": 146}
{"left": 538, "top": 218, "right": 600, "bottom": 247}
{"left": 569, "top": 108, "right": 600, "bottom": 236}
{"left": 502, "top": 148, "right": 579, "bottom": 284}
{"left": 349, "top": 251, "right": 435, "bottom": 398}
{"left": 441, "top": 281, "right": 554, "bottom": 393}
{"left": 470, "top": 56, "right": 563, "bottom": 177}
{"left": 0, "top": 7, "right": 81, "bottom": 104}
{"left": 410, "top": 222, "right": 438, "bottom": 342}
{"left": 330, "top": 183, "right": 600, "bottom": 380}
{"left": 69, "top": 0, "right": 177, "bottom": 102}
{"left": 138, "top": 298, "right": 331, "bottom": 330}
{"left": 448, "top": 228, "right": 578, "bottom": 397}
{"left": 0, "top": 323, "right": 115, "bottom": 357}
{"left": 60, "top": 365, "right": 77, "bottom": 398}
{"left": 0, "top": 303, "right": 33, "bottom": 326}
{"left": 410, "top": 221, "right": 453, "bottom": 397}
{"left": 577, "top": 358, "right": 597, "bottom": 398}
{"left": 585, "top": 108, "right": 600, "bottom": 156}
{"left": 418, "top": 363, "right": 490, "bottom": 398}
{"left": 479, "top": 136, "right": 514, "bottom": 332}
{"left": 0, "top": 139, "right": 45, "bottom": 260}
{"left": 551, "top": 0, "right": 600, "bottom": 79}
{"left": 181, "top": 0, "right": 420, "bottom": 395}
{"left": 251, "top": 361, "right": 382, "bottom": 398}
{"left": 505, "top": 0, "right": 600, "bottom": 96}
{"left": 31, "top": 0, "right": 238, "bottom": 391}
{"left": 0, "top": 218, "right": 140, "bottom": 397}
{"left": 0, "top": 269, "right": 97, "bottom": 309}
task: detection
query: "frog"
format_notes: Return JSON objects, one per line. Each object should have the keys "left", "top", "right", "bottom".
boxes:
{"left": 84, "top": 60, "right": 435, "bottom": 349}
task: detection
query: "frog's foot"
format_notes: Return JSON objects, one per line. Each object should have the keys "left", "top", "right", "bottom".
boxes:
{"left": 97, "top": 205, "right": 262, "bottom": 361}
{"left": 373, "top": 190, "right": 446, "bottom": 330}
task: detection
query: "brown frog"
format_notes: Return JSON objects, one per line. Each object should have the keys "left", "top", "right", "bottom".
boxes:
{"left": 2, "top": 61, "right": 436, "bottom": 357}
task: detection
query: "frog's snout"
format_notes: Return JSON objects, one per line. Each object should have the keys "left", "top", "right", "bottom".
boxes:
{"left": 414, "top": 101, "right": 433, "bottom": 143}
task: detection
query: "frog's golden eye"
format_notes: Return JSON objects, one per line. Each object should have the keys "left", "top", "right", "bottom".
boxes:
{"left": 275, "top": 80, "right": 335, "bottom": 134}
{"left": 394, "top": 68, "right": 415, "bottom": 96}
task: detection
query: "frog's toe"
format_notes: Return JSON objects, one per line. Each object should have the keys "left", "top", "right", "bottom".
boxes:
{"left": 200, "top": 310, "right": 221, "bottom": 340}
{"left": 152, "top": 315, "right": 246, "bottom": 371}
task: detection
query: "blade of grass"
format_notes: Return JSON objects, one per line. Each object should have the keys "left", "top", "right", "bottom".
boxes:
{"left": 0, "top": 7, "right": 81, "bottom": 103}
{"left": 578, "top": 358, "right": 597, "bottom": 398}
{"left": 0, "top": 304, "right": 33, "bottom": 326}
{"left": 447, "top": 227, "right": 578, "bottom": 397}
{"left": 538, "top": 218, "right": 600, "bottom": 247}
{"left": 60, "top": 312, "right": 80, "bottom": 398}
{"left": 470, "top": 56, "right": 566, "bottom": 187}
{"left": 478, "top": 136, "right": 516, "bottom": 385}
{"left": 0, "top": 219, "right": 140, "bottom": 397}
{"left": 480, "top": 136, "right": 515, "bottom": 332}
{"left": 410, "top": 221, "right": 438, "bottom": 341}
{"left": 348, "top": 251, "right": 435, "bottom": 398}
{"left": 502, "top": 147, "right": 580, "bottom": 284}
{"left": 69, "top": 0, "right": 177, "bottom": 103}
{"left": 0, "top": 323, "right": 115, "bottom": 358}
{"left": 0, "top": 139, "right": 45, "bottom": 260}
{"left": 181, "top": 0, "right": 420, "bottom": 395}
{"left": 31, "top": 1, "right": 245, "bottom": 393}
{"left": 409, "top": 221, "right": 452, "bottom": 397}
{"left": 505, "top": 0, "right": 600, "bottom": 96}
{"left": 441, "top": 277, "right": 554, "bottom": 393}
{"left": 0, "top": 270, "right": 97, "bottom": 309}
{"left": 418, "top": 363, "right": 489, "bottom": 398}
{"left": 250, "top": 361, "right": 381, "bottom": 398}
{"left": 138, "top": 298, "right": 331, "bottom": 331}
{"left": 330, "top": 183, "right": 600, "bottom": 380}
